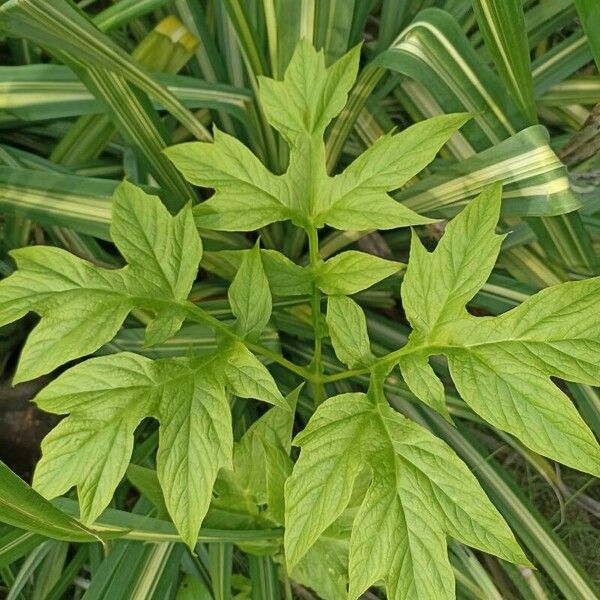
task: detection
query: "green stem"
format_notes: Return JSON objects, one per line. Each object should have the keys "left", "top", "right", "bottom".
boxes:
{"left": 183, "top": 301, "right": 314, "bottom": 381}
{"left": 318, "top": 341, "right": 419, "bottom": 384}
{"left": 181, "top": 286, "right": 419, "bottom": 389}
{"left": 307, "top": 226, "right": 324, "bottom": 405}
{"left": 320, "top": 367, "right": 370, "bottom": 383}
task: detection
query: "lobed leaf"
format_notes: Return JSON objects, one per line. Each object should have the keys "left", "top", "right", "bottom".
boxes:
{"left": 155, "top": 358, "right": 232, "bottom": 548}
{"left": 0, "top": 182, "right": 201, "bottom": 382}
{"left": 164, "top": 129, "right": 289, "bottom": 232}
{"left": 316, "top": 114, "right": 471, "bottom": 230}
{"left": 257, "top": 39, "right": 361, "bottom": 142}
{"left": 399, "top": 182, "right": 600, "bottom": 476}
{"left": 166, "top": 45, "right": 466, "bottom": 233}
{"left": 285, "top": 394, "right": 528, "bottom": 598}
{"left": 402, "top": 182, "right": 504, "bottom": 337}
{"left": 31, "top": 346, "right": 288, "bottom": 549}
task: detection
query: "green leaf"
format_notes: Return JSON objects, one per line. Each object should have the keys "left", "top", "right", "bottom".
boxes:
{"left": 164, "top": 129, "right": 289, "bottom": 232}
{"left": 223, "top": 342, "right": 287, "bottom": 408}
{"left": 111, "top": 182, "right": 201, "bottom": 344}
{"left": 400, "top": 183, "right": 600, "bottom": 476}
{"left": 316, "top": 114, "right": 471, "bottom": 230}
{"left": 228, "top": 242, "right": 272, "bottom": 340}
{"left": 206, "top": 249, "right": 313, "bottom": 296}
{"left": 402, "top": 183, "right": 504, "bottom": 338}
{"left": 31, "top": 353, "right": 156, "bottom": 522}
{"left": 437, "top": 283, "right": 600, "bottom": 475}
{"left": 315, "top": 250, "right": 404, "bottom": 295}
{"left": 214, "top": 388, "right": 298, "bottom": 521}
{"left": 285, "top": 394, "right": 370, "bottom": 570}
{"left": 155, "top": 359, "right": 232, "bottom": 548}
{"left": 285, "top": 394, "right": 528, "bottom": 598}
{"left": 0, "top": 182, "right": 201, "bottom": 382}
{"left": 326, "top": 295, "right": 374, "bottom": 369}
{"left": 257, "top": 39, "right": 361, "bottom": 142}
{"left": 398, "top": 352, "right": 451, "bottom": 422}
{"left": 32, "top": 352, "right": 232, "bottom": 549}
{"left": 0, "top": 461, "right": 99, "bottom": 542}
{"left": 472, "top": 0, "right": 537, "bottom": 125}
{"left": 166, "top": 42, "right": 439, "bottom": 232}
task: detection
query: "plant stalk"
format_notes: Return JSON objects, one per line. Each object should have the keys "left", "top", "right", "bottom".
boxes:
{"left": 307, "top": 226, "right": 325, "bottom": 405}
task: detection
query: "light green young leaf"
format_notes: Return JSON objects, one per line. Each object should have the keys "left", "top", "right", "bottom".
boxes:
{"left": 285, "top": 395, "right": 371, "bottom": 570}
{"left": 0, "top": 181, "right": 201, "bottom": 382}
{"left": 163, "top": 129, "right": 290, "bottom": 232}
{"left": 400, "top": 183, "right": 600, "bottom": 475}
{"left": 156, "top": 360, "right": 232, "bottom": 548}
{"left": 32, "top": 352, "right": 232, "bottom": 549}
{"left": 228, "top": 242, "right": 272, "bottom": 340}
{"left": 207, "top": 249, "right": 313, "bottom": 296}
{"left": 437, "top": 280, "right": 600, "bottom": 475}
{"left": 326, "top": 295, "right": 374, "bottom": 369}
{"left": 257, "top": 39, "right": 361, "bottom": 142}
{"left": 398, "top": 352, "right": 451, "bottom": 422}
{"left": 280, "top": 131, "right": 330, "bottom": 220}
{"left": 223, "top": 342, "right": 287, "bottom": 408}
{"left": 402, "top": 182, "right": 504, "bottom": 337}
{"left": 214, "top": 388, "right": 298, "bottom": 521}
{"left": 33, "top": 346, "right": 295, "bottom": 547}
{"left": 166, "top": 41, "right": 459, "bottom": 232}
{"left": 110, "top": 182, "right": 200, "bottom": 301}
{"left": 316, "top": 250, "right": 404, "bottom": 295}
{"left": 285, "top": 394, "right": 528, "bottom": 598}
{"left": 315, "top": 114, "right": 471, "bottom": 230}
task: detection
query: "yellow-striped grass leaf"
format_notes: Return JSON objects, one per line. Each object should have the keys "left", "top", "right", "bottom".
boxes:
{"left": 0, "top": 0, "right": 208, "bottom": 140}
{"left": 472, "top": 0, "right": 537, "bottom": 125}
{"left": 396, "top": 126, "right": 580, "bottom": 217}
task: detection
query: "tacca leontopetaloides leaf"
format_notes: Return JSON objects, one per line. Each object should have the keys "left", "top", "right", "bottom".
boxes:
{"left": 0, "top": 182, "right": 288, "bottom": 547}
{"left": 0, "top": 181, "right": 201, "bottom": 382}
{"left": 326, "top": 295, "right": 374, "bottom": 369}
{"left": 228, "top": 241, "right": 272, "bottom": 341}
{"left": 285, "top": 393, "right": 529, "bottom": 599}
{"left": 32, "top": 352, "right": 231, "bottom": 549}
{"left": 399, "top": 183, "right": 600, "bottom": 476}
{"left": 31, "top": 341, "right": 287, "bottom": 548}
{"left": 165, "top": 41, "right": 468, "bottom": 233}
{"left": 212, "top": 247, "right": 404, "bottom": 296}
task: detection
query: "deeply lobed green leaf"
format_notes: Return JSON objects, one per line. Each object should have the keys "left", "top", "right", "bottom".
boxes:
{"left": 32, "top": 341, "right": 287, "bottom": 548}
{"left": 165, "top": 42, "right": 468, "bottom": 233}
{"left": 285, "top": 393, "right": 529, "bottom": 599}
{"left": 398, "top": 183, "right": 600, "bottom": 476}
{"left": 0, "top": 181, "right": 201, "bottom": 382}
